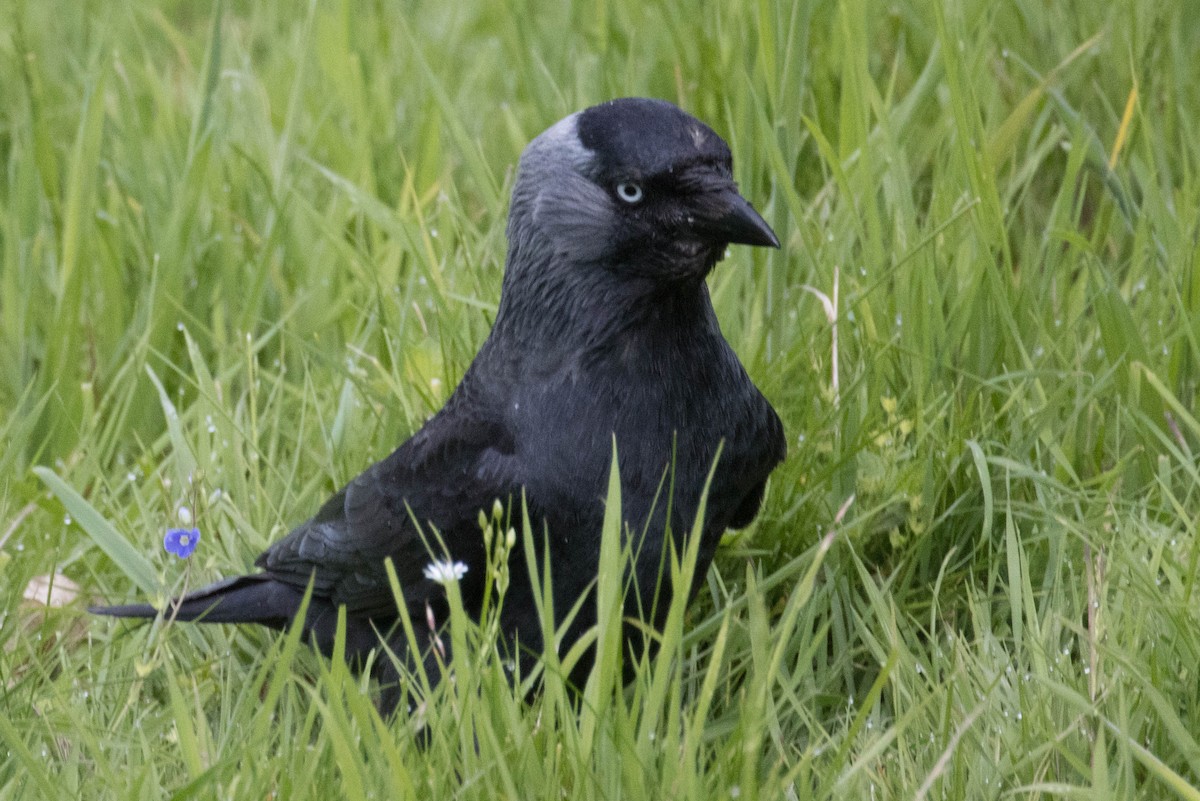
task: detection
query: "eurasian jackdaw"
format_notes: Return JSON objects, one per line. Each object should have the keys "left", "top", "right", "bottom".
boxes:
{"left": 93, "top": 97, "right": 785, "bottom": 713}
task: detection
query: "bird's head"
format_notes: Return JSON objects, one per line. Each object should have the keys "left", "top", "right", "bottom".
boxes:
{"left": 507, "top": 98, "right": 779, "bottom": 285}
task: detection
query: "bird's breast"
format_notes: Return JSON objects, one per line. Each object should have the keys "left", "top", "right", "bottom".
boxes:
{"left": 507, "top": 332, "right": 773, "bottom": 540}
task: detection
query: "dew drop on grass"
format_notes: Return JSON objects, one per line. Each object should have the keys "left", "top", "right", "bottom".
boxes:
{"left": 63, "top": 514, "right": 72, "bottom": 526}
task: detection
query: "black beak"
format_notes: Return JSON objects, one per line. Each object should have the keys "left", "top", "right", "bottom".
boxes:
{"left": 698, "top": 187, "right": 780, "bottom": 249}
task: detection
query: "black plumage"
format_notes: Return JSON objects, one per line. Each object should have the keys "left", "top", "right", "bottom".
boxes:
{"left": 93, "top": 97, "right": 785, "bottom": 712}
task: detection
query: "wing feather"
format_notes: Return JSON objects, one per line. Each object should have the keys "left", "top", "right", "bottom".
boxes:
{"left": 255, "top": 391, "right": 518, "bottom": 618}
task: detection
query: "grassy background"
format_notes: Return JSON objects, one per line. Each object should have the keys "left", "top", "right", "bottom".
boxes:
{"left": 2, "top": 0, "right": 1199, "bottom": 797}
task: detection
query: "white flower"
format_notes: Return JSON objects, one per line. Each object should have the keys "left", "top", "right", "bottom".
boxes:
{"left": 423, "top": 559, "right": 469, "bottom": 584}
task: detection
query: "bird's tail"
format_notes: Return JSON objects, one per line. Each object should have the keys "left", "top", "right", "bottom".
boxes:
{"left": 89, "top": 574, "right": 302, "bottom": 628}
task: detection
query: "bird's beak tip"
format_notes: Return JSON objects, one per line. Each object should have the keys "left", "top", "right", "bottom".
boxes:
{"left": 710, "top": 189, "right": 779, "bottom": 250}
{"left": 731, "top": 201, "right": 780, "bottom": 250}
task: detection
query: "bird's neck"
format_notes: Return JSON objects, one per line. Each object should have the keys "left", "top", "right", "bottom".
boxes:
{"left": 491, "top": 249, "right": 717, "bottom": 358}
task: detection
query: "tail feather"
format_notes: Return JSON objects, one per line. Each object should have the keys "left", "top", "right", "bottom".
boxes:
{"left": 92, "top": 573, "right": 429, "bottom": 717}
{"left": 89, "top": 601, "right": 159, "bottom": 618}
{"left": 90, "top": 574, "right": 303, "bottom": 628}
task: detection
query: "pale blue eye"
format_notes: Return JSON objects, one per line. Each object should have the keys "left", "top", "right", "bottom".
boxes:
{"left": 616, "top": 182, "right": 643, "bottom": 204}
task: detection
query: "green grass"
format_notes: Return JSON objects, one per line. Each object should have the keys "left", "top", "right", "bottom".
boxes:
{"left": 2, "top": 0, "right": 1199, "bottom": 797}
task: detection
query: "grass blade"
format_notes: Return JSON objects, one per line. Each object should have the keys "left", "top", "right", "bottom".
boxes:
{"left": 33, "top": 465, "right": 158, "bottom": 595}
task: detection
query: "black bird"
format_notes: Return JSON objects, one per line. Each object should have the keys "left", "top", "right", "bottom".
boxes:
{"left": 93, "top": 97, "right": 785, "bottom": 711}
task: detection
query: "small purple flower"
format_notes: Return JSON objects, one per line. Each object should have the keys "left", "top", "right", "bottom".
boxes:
{"left": 164, "top": 527, "right": 200, "bottom": 559}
